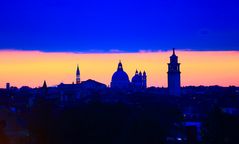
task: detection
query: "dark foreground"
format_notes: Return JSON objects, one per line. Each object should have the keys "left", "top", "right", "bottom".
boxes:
{"left": 0, "top": 86, "right": 239, "bottom": 144}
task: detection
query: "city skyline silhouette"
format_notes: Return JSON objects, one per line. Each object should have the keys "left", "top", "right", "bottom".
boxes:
{"left": 0, "top": 49, "right": 238, "bottom": 88}
{"left": 1, "top": 0, "right": 239, "bottom": 144}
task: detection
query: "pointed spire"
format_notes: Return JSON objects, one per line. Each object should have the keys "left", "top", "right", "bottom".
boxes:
{"left": 143, "top": 71, "right": 146, "bottom": 76}
{"left": 76, "top": 64, "right": 80, "bottom": 76}
{"left": 119, "top": 60, "right": 122, "bottom": 66}
{"left": 173, "top": 48, "right": 175, "bottom": 55}
{"left": 139, "top": 71, "right": 142, "bottom": 76}
{"left": 135, "top": 69, "right": 138, "bottom": 74}
{"left": 42, "top": 80, "right": 47, "bottom": 89}
{"left": 117, "top": 60, "right": 123, "bottom": 71}
{"left": 76, "top": 64, "right": 81, "bottom": 84}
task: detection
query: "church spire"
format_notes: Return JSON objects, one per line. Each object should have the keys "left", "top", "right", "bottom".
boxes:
{"left": 117, "top": 60, "right": 123, "bottom": 71}
{"left": 76, "top": 64, "right": 80, "bottom": 75}
{"left": 143, "top": 71, "right": 146, "bottom": 76}
{"left": 42, "top": 80, "right": 47, "bottom": 89}
{"left": 139, "top": 71, "right": 142, "bottom": 76}
{"left": 76, "top": 64, "right": 80, "bottom": 84}
{"left": 135, "top": 69, "right": 138, "bottom": 74}
{"left": 42, "top": 80, "right": 48, "bottom": 96}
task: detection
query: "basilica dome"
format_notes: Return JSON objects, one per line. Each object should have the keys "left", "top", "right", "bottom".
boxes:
{"left": 112, "top": 70, "right": 129, "bottom": 82}
{"left": 110, "top": 61, "right": 130, "bottom": 89}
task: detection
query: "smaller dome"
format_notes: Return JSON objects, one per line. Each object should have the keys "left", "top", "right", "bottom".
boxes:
{"left": 132, "top": 74, "right": 142, "bottom": 83}
{"left": 132, "top": 75, "right": 137, "bottom": 82}
{"left": 143, "top": 71, "right": 146, "bottom": 76}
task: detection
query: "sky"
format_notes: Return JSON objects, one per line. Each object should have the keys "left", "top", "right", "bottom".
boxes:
{"left": 0, "top": 0, "right": 239, "bottom": 52}
{"left": 0, "top": 50, "right": 238, "bottom": 88}
{"left": 0, "top": 0, "right": 238, "bottom": 87}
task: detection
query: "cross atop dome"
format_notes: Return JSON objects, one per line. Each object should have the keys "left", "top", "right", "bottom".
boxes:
{"left": 117, "top": 60, "right": 123, "bottom": 71}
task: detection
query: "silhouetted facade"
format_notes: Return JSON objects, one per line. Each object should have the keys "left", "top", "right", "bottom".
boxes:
{"left": 131, "top": 70, "right": 147, "bottom": 89}
{"left": 168, "top": 48, "right": 181, "bottom": 96}
{"left": 111, "top": 61, "right": 130, "bottom": 89}
{"left": 76, "top": 64, "right": 80, "bottom": 84}
{"left": 6, "top": 83, "right": 10, "bottom": 90}
{"left": 142, "top": 71, "right": 147, "bottom": 88}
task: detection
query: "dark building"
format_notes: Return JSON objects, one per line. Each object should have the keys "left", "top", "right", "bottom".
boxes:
{"left": 168, "top": 48, "right": 181, "bottom": 96}
{"left": 6, "top": 83, "right": 10, "bottom": 90}
{"left": 81, "top": 79, "right": 107, "bottom": 90}
{"left": 110, "top": 61, "right": 130, "bottom": 89}
{"left": 142, "top": 71, "right": 147, "bottom": 88}
{"left": 76, "top": 64, "right": 80, "bottom": 84}
{"left": 42, "top": 80, "right": 47, "bottom": 89}
{"left": 131, "top": 70, "right": 147, "bottom": 89}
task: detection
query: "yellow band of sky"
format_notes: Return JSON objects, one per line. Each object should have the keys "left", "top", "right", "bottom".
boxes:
{"left": 0, "top": 50, "right": 238, "bottom": 88}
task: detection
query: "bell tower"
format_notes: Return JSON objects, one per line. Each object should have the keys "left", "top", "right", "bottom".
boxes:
{"left": 142, "top": 71, "right": 147, "bottom": 88}
{"left": 76, "top": 64, "right": 80, "bottom": 84}
{"left": 168, "top": 48, "right": 181, "bottom": 96}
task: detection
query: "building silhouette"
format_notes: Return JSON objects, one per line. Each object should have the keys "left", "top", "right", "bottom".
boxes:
{"left": 131, "top": 70, "right": 147, "bottom": 89}
{"left": 42, "top": 80, "right": 47, "bottom": 89}
{"left": 110, "top": 61, "right": 147, "bottom": 89}
{"left": 168, "top": 48, "right": 181, "bottom": 96}
{"left": 110, "top": 61, "right": 130, "bottom": 89}
{"left": 142, "top": 71, "right": 147, "bottom": 88}
{"left": 6, "top": 83, "right": 10, "bottom": 90}
{"left": 76, "top": 64, "right": 80, "bottom": 84}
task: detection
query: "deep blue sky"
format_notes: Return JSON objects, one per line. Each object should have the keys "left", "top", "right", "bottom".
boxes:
{"left": 0, "top": 0, "right": 238, "bottom": 52}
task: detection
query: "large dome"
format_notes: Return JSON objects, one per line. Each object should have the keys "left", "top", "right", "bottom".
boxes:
{"left": 112, "top": 70, "right": 130, "bottom": 82}
{"left": 110, "top": 61, "right": 130, "bottom": 89}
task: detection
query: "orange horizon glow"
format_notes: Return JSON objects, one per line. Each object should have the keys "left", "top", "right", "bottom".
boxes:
{"left": 0, "top": 50, "right": 238, "bottom": 88}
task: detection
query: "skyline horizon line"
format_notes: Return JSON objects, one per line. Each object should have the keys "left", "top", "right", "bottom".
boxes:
{"left": 0, "top": 50, "right": 238, "bottom": 88}
{"left": 2, "top": 77, "right": 239, "bottom": 89}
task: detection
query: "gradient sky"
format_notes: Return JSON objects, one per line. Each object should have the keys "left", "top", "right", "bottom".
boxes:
{"left": 0, "top": 0, "right": 239, "bottom": 52}
{"left": 0, "top": 50, "right": 238, "bottom": 88}
{"left": 0, "top": 1, "right": 238, "bottom": 87}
